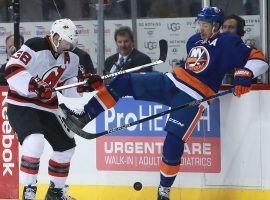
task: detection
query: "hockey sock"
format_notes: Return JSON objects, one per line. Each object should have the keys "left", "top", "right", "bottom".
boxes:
{"left": 48, "top": 148, "right": 74, "bottom": 188}
{"left": 20, "top": 134, "right": 44, "bottom": 186}
{"left": 20, "top": 156, "right": 40, "bottom": 185}
{"left": 160, "top": 132, "right": 184, "bottom": 187}
{"left": 48, "top": 159, "right": 69, "bottom": 188}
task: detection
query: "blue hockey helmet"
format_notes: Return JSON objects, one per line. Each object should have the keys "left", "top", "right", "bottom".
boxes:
{"left": 197, "top": 6, "right": 225, "bottom": 25}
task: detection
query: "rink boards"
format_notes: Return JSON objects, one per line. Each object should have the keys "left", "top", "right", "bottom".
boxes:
{"left": 1, "top": 88, "right": 270, "bottom": 199}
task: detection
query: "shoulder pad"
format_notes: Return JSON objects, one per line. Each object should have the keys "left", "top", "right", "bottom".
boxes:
{"left": 24, "top": 37, "right": 49, "bottom": 52}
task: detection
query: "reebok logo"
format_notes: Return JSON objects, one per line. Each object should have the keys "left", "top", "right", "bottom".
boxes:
{"left": 1, "top": 91, "right": 15, "bottom": 176}
{"left": 168, "top": 118, "right": 184, "bottom": 127}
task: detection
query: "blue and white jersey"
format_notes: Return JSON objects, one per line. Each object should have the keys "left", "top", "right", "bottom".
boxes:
{"left": 166, "top": 32, "right": 267, "bottom": 99}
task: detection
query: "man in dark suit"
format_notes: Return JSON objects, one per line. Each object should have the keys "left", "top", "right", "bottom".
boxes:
{"left": 104, "top": 26, "right": 153, "bottom": 74}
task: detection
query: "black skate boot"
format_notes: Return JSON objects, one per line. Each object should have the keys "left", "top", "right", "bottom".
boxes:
{"left": 45, "top": 181, "right": 76, "bottom": 200}
{"left": 157, "top": 185, "right": 171, "bottom": 200}
{"left": 22, "top": 185, "right": 37, "bottom": 200}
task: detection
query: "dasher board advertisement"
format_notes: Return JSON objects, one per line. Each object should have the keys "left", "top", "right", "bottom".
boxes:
{"left": 96, "top": 97, "right": 221, "bottom": 173}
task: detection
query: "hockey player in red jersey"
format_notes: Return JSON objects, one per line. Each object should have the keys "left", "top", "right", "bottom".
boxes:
{"left": 5, "top": 18, "right": 84, "bottom": 200}
{"left": 59, "top": 7, "right": 268, "bottom": 200}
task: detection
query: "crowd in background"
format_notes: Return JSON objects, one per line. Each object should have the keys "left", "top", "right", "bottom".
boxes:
{"left": 0, "top": 0, "right": 260, "bottom": 22}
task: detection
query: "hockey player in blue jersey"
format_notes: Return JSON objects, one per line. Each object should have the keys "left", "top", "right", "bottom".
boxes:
{"left": 59, "top": 6, "right": 268, "bottom": 200}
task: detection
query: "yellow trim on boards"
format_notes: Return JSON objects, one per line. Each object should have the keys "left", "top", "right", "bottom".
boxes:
{"left": 17, "top": 185, "right": 270, "bottom": 200}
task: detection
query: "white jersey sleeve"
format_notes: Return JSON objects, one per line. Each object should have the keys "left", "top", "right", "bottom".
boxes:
{"left": 6, "top": 44, "right": 36, "bottom": 96}
{"left": 244, "top": 59, "right": 268, "bottom": 78}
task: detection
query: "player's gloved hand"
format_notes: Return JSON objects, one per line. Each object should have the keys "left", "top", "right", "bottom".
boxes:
{"left": 77, "top": 73, "right": 103, "bottom": 93}
{"left": 29, "top": 77, "right": 52, "bottom": 99}
{"left": 233, "top": 68, "right": 253, "bottom": 97}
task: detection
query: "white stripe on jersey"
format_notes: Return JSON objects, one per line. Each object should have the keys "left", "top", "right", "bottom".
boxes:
{"left": 6, "top": 99, "right": 58, "bottom": 114}
{"left": 166, "top": 73, "right": 208, "bottom": 108}
{"left": 244, "top": 59, "right": 268, "bottom": 78}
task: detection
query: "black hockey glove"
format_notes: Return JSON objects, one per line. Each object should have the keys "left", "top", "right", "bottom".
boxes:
{"left": 29, "top": 77, "right": 52, "bottom": 99}
{"left": 77, "top": 73, "right": 103, "bottom": 93}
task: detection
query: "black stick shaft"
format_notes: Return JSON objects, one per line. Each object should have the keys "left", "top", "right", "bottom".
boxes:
{"left": 13, "top": 0, "right": 20, "bottom": 51}
{"left": 54, "top": 40, "right": 168, "bottom": 92}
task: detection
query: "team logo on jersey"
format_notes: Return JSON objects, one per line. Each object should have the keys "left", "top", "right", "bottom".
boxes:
{"left": 42, "top": 66, "right": 66, "bottom": 87}
{"left": 185, "top": 46, "right": 209, "bottom": 73}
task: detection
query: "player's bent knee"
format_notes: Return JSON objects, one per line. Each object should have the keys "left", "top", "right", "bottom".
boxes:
{"left": 21, "top": 134, "right": 45, "bottom": 158}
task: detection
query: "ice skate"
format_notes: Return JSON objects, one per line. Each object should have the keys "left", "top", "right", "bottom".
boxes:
{"left": 45, "top": 181, "right": 76, "bottom": 200}
{"left": 22, "top": 185, "right": 37, "bottom": 200}
{"left": 157, "top": 185, "right": 170, "bottom": 200}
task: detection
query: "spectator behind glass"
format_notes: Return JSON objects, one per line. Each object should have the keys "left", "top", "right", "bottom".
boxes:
{"left": 0, "top": 34, "right": 24, "bottom": 85}
{"left": 222, "top": 14, "right": 263, "bottom": 84}
{"left": 104, "top": 26, "right": 152, "bottom": 75}
{"left": 222, "top": 15, "right": 245, "bottom": 84}
{"left": 222, "top": 14, "right": 246, "bottom": 37}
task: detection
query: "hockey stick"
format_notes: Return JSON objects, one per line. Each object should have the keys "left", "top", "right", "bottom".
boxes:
{"left": 62, "top": 89, "right": 233, "bottom": 140}
{"left": 53, "top": 39, "right": 168, "bottom": 92}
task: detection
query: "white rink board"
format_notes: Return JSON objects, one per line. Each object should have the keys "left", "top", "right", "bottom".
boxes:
{"left": 28, "top": 90, "right": 270, "bottom": 190}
